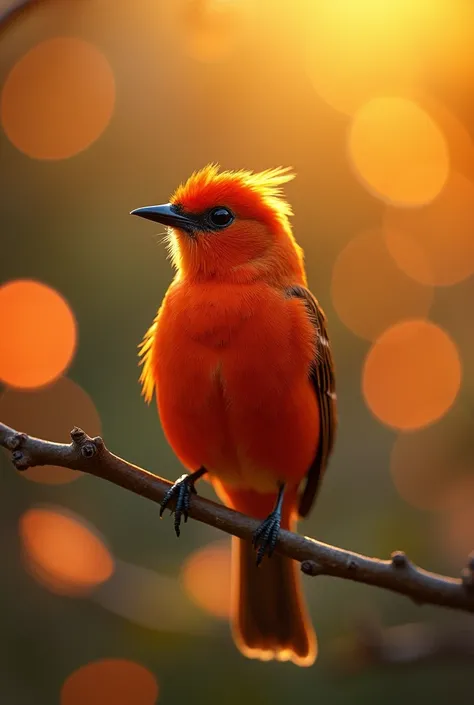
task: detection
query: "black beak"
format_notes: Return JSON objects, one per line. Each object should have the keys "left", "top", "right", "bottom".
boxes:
{"left": 130, "top": 203, "right": 195, "bottom": 231}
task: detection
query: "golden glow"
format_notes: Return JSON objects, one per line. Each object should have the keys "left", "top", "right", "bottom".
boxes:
{"left": 420, "top": 97, "right": 474, "bottom": 181}
{"left": 384, "top": 172, "right": 474, "bottom": 286}
{"left": 173, "top": 0, "right": 254, "bottom": 63}
{"left": 61, "top": 659, "right": 159, "bottom": 705}
{"left": 20, "top": 508, "right": 114, "bottom": 595}
{"left": 331, "top": 229, "right": 433, "bottom": 340}
{"left": 0, "top": 377, "right": 101, "bottom": 484}
{"left": 0, "top": 280, "right": 77, "bottom": 389}
{"left": 390, "top": 413, "right": 471, "bottom": 511}
{"left": 349, "top": 97, "right": 449, "bottom": 206}
{"left": 438, "top": 477, "right": 474, "bottom": 564}
{"left": 181, "top": 540, "right": 231, "bottom": 618}
{"left": 305, "top": 0, "right": 448, "bottom": 115}
{"left": 1, "top": 38, "right": 115, "bottom": 160}
{"left": 363, "top": 320, "right": 461, "bottom": 430}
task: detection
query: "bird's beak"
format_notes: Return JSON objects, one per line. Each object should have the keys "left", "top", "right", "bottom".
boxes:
{"left": 130, "top": 203, "right": 195, "bottom": 231}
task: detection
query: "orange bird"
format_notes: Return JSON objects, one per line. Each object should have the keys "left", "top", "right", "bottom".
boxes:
{"left": 131, "top": 165, "right": 337, "bottom": 666}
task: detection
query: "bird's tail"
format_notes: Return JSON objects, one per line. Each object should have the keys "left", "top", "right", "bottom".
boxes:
{"left": 229, "top": 500, "right": 317, "bottom": 666}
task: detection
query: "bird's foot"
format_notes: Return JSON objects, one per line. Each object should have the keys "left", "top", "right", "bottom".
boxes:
{"left": 160, "top": 468, "right": 205, "bottom": 537}
{"left": 252, "top": 511, "right": 281, "bottom": 566}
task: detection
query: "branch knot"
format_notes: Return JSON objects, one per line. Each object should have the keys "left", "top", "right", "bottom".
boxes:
{"left": 70, "top": 427, "right": 104, "bottom": 460}
{"left": 391, "top": 551, "right": 409, "bottom": 568}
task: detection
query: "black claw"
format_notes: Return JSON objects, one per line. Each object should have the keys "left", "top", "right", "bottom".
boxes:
{"left": 253, "top": 511, "right": 281, "bottom": 566}
{"left": 160, "top": 470, "right": 204, "bottom": 537}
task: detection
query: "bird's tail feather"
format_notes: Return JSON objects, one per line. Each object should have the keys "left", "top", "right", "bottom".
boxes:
{"left": 230, "top": 532, "right": 317, "bottom": 666}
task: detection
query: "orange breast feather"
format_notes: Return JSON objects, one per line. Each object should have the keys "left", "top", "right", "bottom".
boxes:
{"left": 148, "top": 281, "right": 320, "bottom": 495}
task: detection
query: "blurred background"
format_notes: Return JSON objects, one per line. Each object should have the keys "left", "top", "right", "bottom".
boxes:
{"left": 1, "top": 0, "right": 474, "bottom": 702}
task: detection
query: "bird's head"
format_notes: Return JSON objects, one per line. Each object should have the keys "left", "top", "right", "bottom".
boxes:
{"left": 131, "top": 164, "right": 306, "bottom": 284}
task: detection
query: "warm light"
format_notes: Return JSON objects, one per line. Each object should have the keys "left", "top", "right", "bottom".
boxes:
{"left": 384, "top": 172, "right": 474, "bottom": 286}
{"left": 0, "top": 280, "right": 77, "bottom": 389}
{"left": 390, "top": 413, "right": 470, "bottom": 511}
{"left": 0, "top": 376, "right": 101, "bottom": 484}
{"left": 173, "top": 0, "right": 253, "bottom": 63}
{"left": 1, "top": 37, "right": 115, "bottom": 160}
{"left": 419, "top": 97, "right": 474, "bottom": 181}
{"left": 181, "top": 540, "right": 231, "bottom": 618}
{"left": 61, "top": 659, "right": 159, "bottom": 705}
{"left": 349, "top": 97, "right": 449, "bottom": 206}
{"left": 20, "top": 508, "right": 114, "bottom": 595}
{"left": 363, "top": 320, "right": 461, "bottom": 430}
{"left": 94, "top": 560, "right": 204, "bottom": 634}
{"left": 331, "top": 229, "right": 433, "bottom": 340}
{"left": 305, "top": 0, "right": 448, "bottom": 115}
{"left": 427, "top": 2, "right": 474, "bottom": 96}
{"left": 438, "top": 477, "right": 474, "bottom": 565}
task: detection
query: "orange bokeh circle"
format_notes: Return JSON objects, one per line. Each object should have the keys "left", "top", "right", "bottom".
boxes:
{"left": 363, "top": 320, "right": 461, "bottom": 430}
{"left": 20, "top": 507, "right": 114, "bottom": 595}
{"left": 331, "top": 229, "right": 433, "bottom": 340}
{"left": 0, "top": 376, "right": 101, "bottom": 484}
{"left": 305, "top": 0, "right": 423, "bottom": 115}
{"left": 181, "top": 540, "right": 231, "bottom": 618}
{"left": 1, "top": 37, "right": 115, "bottom": 160}
{"left": 390, "top": 413, "right": 471, "bottom": 512}
{"left": 61, "top": 659, "right": 159, "bottom": 705}
{"left": 348, "top": 97, "right": 449, "bottom": 206}
{"left": 164, "top": 0, "right": 255, "bottom": 63}
{"left": 384, "top": 172, "right": 474, "bottom": 286}
{"left": 438, "top": 476, "right": 474, "bottom": 565}
{"left": 0, "top": 279, "right": 77, "bottom": 389}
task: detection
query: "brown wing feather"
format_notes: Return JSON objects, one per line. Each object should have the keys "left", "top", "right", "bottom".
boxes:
{"left": 286, "top": 285, "right": 337, "bottom": 518}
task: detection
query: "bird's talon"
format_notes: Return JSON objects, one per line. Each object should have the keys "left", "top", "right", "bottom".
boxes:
{"left": 252, "top": 510, "right": 281, "bottom": 565}
{"left": 159, "top": 470, "right": 204, "bottom": 536}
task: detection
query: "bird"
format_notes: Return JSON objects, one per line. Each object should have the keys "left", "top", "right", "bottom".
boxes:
{"left": 131, "top": 164, "right": 337, "bottom": 667}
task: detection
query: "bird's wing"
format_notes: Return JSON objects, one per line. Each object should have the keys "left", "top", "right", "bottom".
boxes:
{"left": 286, "top": 285, "right": 337, "bottom": 518}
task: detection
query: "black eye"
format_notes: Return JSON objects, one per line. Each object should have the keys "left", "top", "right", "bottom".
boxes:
{"left": 208, "top": 207, "right": 234, "bottom": 229}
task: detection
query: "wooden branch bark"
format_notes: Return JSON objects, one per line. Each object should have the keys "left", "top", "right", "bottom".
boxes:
{"left": 1, "top": 421, "right": 474, "bottom": 613}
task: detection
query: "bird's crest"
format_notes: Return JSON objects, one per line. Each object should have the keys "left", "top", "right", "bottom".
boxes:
{"left": 171, "top": 163, "right": 296, "bottom": 220}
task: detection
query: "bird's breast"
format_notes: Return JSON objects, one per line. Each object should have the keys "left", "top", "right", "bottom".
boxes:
{"left": 174, "top": 284, "right": 254, "bottom": 349}
{"left": 152, "top": 281, "right": 319, "bottom": 493}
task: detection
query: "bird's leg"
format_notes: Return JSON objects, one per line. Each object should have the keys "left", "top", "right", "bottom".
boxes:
{"left": 252, "top": 483, "right": 285, "bottom": 566}
{"left": 160, "top": 466, "right": 207, "bottom": 537}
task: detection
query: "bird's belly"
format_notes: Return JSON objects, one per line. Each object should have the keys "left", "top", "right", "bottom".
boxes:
{"left": 155, "top": 342, "right": 319, "bottom": 495}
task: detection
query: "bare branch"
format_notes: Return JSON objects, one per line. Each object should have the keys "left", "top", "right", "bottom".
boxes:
{"left": 1, "top": 421, "right": 474, "bottom": 614}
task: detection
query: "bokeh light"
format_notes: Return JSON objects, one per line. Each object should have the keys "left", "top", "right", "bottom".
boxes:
{"left": 390, "top": 410, "right": 472, "bottom": 511}
{"left": 20, "top": 507, "right": 114, "bottom": 595}
{"left": 384, "top": 172, "right": 474, "bottom": 286}
{"left": 172, "top": 0, "right": 254, "bottom": 63}
{"left": 0, "top": 279, "right": 77, "bottom": 389}
{"left": 304, "top": 0, "right": 448, "bottom": 115}
{"left": 181, "top": 540, "right": 231, "bottom": 618}
{"left": 427, "top": 0, "right": 474, "bottom": 94}
{"left": 348, "top": 97, "right": 449, "bottom": 206}
{"left": 94, "top": 560, "right": 205, "bottom": 634}
{"left": 1, "top": 37, "right": 115, "bottom": 160}
{"left": 331, "top": 229, "right": 433, "bottom": 341}
{"left": 438, "top": 476, "right": 474, "bottom": 565}
{"left": 0, "top": 376, "right": 101, "bottom": 484}
{"left": 61, "top": 659, "right": 159, "bottom": 705}
{"left": 363, "top": 320, "right": 461, "bottom": 430}
{"left": 419, "top": 97, "right": 474, "bottom": 181}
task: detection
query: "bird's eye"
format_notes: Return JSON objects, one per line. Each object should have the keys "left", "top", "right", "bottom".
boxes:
{"left": 208, "top": 207, "right": 234, "bottom": 229}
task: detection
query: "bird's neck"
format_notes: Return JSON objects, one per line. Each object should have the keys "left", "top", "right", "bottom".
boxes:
{"left": 177, "top": 240, "right": 307, "bottom": 288}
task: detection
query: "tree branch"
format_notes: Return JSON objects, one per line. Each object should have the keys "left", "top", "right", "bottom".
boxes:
{"left": 1, "top": 421, "right": 474, "bottom": 613}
